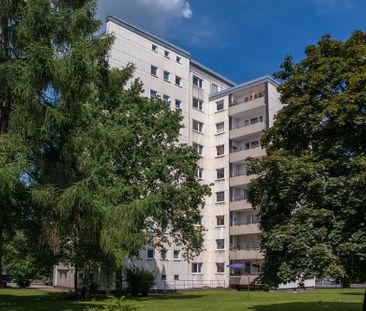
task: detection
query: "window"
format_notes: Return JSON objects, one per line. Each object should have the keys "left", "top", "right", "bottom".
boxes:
{"left": 211, "top": 83, "right": 219, "bottom": 94}
{"left": 193, "top": 75, "right": 203, "bottom": 88}
{"left": 150, "top": 89, "right": 157, "bottom": 98}
{"left": 192, "top": 120, "right": 203, "bottom": 133}
{"left": 163, "top": 95, "right": 170, "bottom": 103}
{"left": 150, "top": 65, "right": 158, "bottom": 76}
{"left": 173, "top": 250, "right": 180, "bottom": 260}
{"left": 216, "top": 239, "right": 225, "bottom": 250}
{"left": 197, "top": 167, "right": 203, "bottom": 179}
{"left": 216, "top": 191, "right": 225, "bottom": 203}
{"left": 216, "top": 263, "right": 225, "bottom": 273}
{"left": 259, "top": 115, "right": 264, "bottom": 122}
{"left": 163, "top": 70, "right": 170, "bottom": 81}
{"left": 250, "top": 117, "right": 259, "bottom": 125}
{"left": 192, "top": 97, "right": 203, "bottom": 111}
{"left": 175, "top": 76, "right": 182, "bottom": 86}
{"left": 192, "top": 263, "right": 203, "bottom": 274}
{"left": 161, "top": 274, "right": 167, "bottom": 280}
{"left": 160, "top": 249, "right": 167, "bottom": 260}
{"left": 194, "top": 216, "right": 203, "bottom": 226}
{"left": 152, "top": 44, "right": 157, "bottom": 52}
{"left": 216, "top": 168, "right": 225, "bottom": 179}
{"left": 147, "top": 249, "right": 154, "bottom": 259}
{"left": 176, "top": 56, "right": 181, "bottom": 63}
{"left": 216, "top": 215, "right": 225, "bottom": 226}
{"left": 164, "top": 50, "right": 170, "bottom": 58}
{"left": 216, "top": 122, "right": 224, "bottom": 134}
{"left": 175, "top": 99, "right": 181, "bottom": 110}
{"left": 216, "top": 100, "right": 224, "bottom": 111}
{"left": 193, "top": 143, "right": 203, "bottom": 155}
{"left": 216, "top": 145, "right": 224, "bottom": 156}
{"left": 174, "top": 275, "right": 179, "bottom": 280}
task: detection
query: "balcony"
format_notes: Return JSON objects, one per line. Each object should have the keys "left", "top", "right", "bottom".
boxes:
{"left": 230, "top": 224, "right": 260, "bottom": 235}
{"left": 229, "top": 249, "right": 263, "bottom": 260}
{"left": 229, "top": 275, "right": 260, "bottom": 286}
{"left": 229, "top": 97, "right": 266, "bottom": 117}
{"left": 230, "top": 200, "right": 252, "bottom": 211}
{"left": 230, "top": 147, "right": 266, "bottom": 163}
{"left": 230, "top": 122, "right": 265, "bottom": 140}
{"left": 230, "top": 174, "right": 253, "bottom": 187}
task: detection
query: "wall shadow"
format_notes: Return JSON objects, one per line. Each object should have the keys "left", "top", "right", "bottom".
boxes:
{"left": 248, "top": 302, "right": 361, "bottom": 311}
{"left": 0, "top": 292, "right": 96, "bottom": 311}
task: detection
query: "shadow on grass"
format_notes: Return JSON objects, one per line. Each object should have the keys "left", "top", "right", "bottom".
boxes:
{"left": 340, "top": 292, "right": 364, "bottom": 296}
{"left": 0, "top": 292, "right": 96, "bottom": 311}
{"left": 249, "top": 302, "right": 361, "bottom": 311}
{"left": 128, "top": 293, "right": 203, "bottom": 302}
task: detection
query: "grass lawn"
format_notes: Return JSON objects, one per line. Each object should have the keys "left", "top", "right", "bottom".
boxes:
{"left": 0, "top": 288, "right": 364, "bottom": 311}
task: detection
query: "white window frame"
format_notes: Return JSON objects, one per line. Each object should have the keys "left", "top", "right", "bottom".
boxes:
{"left": 216, "top": 215, "right": 225, "bottom": 227}
{"left": 192, "top": 120, "right": 203, "bottom": 133}
{"left": 197, "top": 167, "right": 203, "bottom": 179}
{"left": 216, "top": 263, "right": 225, "bottom": 273}
{"left": 150, "top": 65, "right": 158, "bottom": 76}
{"left": 216, "top": 122, "right": 224, "bottom": 134}
{"left": 193, "top": 143, "right": 203, "bottom": 155}
{"left": 175, "top": 99, "right": 181, "bottom": 110}
{"left": 215, "top": 239, "right": 225, "bottom": 250}
{"left": 192, "top": 97, "right": 203, "bottom": 111}
{"left": 163, "top": 95, "right": 170, "bottom": 103}
{"left": 216, "top": 168, "right": 225, "bottom": 180}
{"left": 216, "top": 145, "right": 224, "bottom": 156}
{"left": 193, "top": 75, "right": 203, "bottom": 88}
{"left": 173, "top": 250, "right": 180, "bottom": 261}
{"left": 216, "top": 100, "right": 224, "bottom": 111}
{"left": 192, "top": 263, "right": 203, "bottom": 274}
{"left": 216, "top": 191, "right": 225, "bottom": 203}
{"left": 175, "top": 76, "right": 182, "bottom": 86}
{"left": 163, "top": 70, "right": 170, "bottom": 82}
{"left": 150, "top": 89, "right": 157, "bottom": 98}
{"left": 147, "top": 249, "right": 154, "bottom": 259}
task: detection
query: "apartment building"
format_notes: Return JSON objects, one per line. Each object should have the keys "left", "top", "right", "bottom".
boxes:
{"left": 54, "top": 15, "right": 299, "bottom": 290}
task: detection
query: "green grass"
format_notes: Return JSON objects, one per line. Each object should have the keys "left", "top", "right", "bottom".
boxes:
{"left": 0, "top": 288, "right": 363, "bottom": 311}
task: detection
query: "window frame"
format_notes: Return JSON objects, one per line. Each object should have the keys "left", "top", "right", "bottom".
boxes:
{"left": 150, "top": 65, "right": 158, "bottom": 76}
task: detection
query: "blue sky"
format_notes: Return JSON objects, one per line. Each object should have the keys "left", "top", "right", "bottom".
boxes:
{"left": 97, "top": 0, "right": 366, "bottom": 84}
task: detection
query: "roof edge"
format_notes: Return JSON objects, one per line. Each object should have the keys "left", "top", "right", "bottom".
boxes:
{"left": 190, "top": 60, "right": 236, "bottom": 87}
{"left": 209, "top": 75, "right": 279, "bottom": 100}
{"left": 106, "top": 15, "right": 191, "bottom": 58}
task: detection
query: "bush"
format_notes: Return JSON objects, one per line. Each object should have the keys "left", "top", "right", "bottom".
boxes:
{"left": 124, "top": 265, "right": 156, "bottom": 296}
{"left": 85, "top": 297, "right": 137, "bottom": 311}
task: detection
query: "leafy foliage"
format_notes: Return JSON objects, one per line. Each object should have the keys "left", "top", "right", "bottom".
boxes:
{"left": 124, "top": 265, "right": 156, "bottom": 296}
{"left": 85, "top": 297, "right": 137, "bottom": 311}
{"left": 0, "top": 0, "right": 209, "bottom": 288}
{"left": 247, "top": 31, "right": 366, "bottom": 287}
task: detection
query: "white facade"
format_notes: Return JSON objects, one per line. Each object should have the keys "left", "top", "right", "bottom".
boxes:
{"left": 53, "top": 16, "right": 299, "bottom": 290}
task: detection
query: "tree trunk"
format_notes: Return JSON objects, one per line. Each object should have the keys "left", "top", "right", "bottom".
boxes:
{"left": 0, "top": 208, "right": 3, "bottom": 288}
{"left": 74, "top": 265, "right": 78, "bottom": 294}
{"left": 115, "top": 267, "right": 123, "bottom": 297}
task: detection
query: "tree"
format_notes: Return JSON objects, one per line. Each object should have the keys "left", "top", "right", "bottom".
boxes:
{"left": 247, "top": 31, "right": 366, "bottom": 294}
{"left": 1, "top": 0, "right": 208, "bottom": 290}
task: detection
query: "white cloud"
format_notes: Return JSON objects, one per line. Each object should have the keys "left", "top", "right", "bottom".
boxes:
{"left": 97, "top": 0, "right": 192, "bottom": 36}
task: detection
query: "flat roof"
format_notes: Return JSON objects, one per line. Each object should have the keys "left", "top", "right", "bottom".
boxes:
{"left": 106, "top": 15, "right": 235, "bottom": 87}
{"left": 209, "top": 75, "right": 279, "bottom": 100}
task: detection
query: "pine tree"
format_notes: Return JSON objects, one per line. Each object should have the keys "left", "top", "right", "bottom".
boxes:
{"left": 1, "top": 0, "right": 209, "bottom": 290}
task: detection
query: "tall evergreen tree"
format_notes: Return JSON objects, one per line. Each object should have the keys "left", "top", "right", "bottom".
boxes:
{"left": 248, "top": 32, "right": 366, "bottom": 294}
{"left": 1, "top": 0, "right": 209, "bottom": 289}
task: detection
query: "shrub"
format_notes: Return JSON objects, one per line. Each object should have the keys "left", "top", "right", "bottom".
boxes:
{"left": 85, "top": 297, "right": 137, "bottom": 311}
{"left": 124, "top": 265, "right": 156, "bottom": 296}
